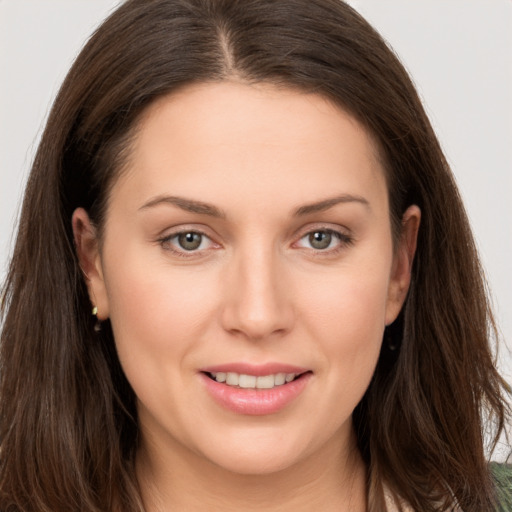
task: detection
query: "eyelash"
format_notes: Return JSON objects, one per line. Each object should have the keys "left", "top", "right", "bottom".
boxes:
{"left": 157, "top": 227, "right": 353, "bottom": 258}
{"left": 157, "top": 230, "right": 217, "bottom": 258}
{"left": 295, "top": 228, "right": 354, "bottom": 256}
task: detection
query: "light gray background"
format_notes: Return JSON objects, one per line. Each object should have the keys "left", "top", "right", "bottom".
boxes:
{"left": 1, "top": 1, "right": 511, "bottom": 399}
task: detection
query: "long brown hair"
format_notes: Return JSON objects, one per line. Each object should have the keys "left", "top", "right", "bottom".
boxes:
{"left": 1, "top": 1, "right": 509, "bottom": 510}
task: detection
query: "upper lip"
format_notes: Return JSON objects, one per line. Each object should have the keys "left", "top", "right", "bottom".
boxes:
{"left": 199, "top": 362, "right": 310, "bottom": 376}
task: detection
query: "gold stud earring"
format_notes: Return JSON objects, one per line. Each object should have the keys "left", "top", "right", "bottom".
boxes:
{"left": 92, "top": 305, "right": 101, "bottom": 332}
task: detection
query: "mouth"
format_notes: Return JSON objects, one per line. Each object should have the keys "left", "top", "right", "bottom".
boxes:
{"left": 199, "top": 363, "right": 312, "bottom": 415}
{"left": 203, "top": 371, "right": 309, "bottom": 390}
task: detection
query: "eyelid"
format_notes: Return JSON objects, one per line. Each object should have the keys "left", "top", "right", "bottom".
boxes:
{"left": 157, "top": 225, "right": 221, "bottom": 257}
{"left": 292, "top": 224, "right": 354, "bottom": 252}
{"left": 155, "top": 223, "right": 353, "bottom": 258}
{"left": 292, "top": 222, "right": 352, "bottom": 240}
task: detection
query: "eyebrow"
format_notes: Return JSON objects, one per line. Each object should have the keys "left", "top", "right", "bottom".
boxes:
{"left": 139, "top": 195, "right": 226, "bottom": 218}
{"left": 139, "top": 193, "right": 370, "bottom": 218}
{"left": 293, "top": 194, "right": 370, "bottom": 216}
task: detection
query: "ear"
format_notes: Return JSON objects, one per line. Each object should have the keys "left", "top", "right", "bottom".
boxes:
{"left": 72, "top": 208, "right": 110, "bottom": 320}
{"left": 385, "top": 205, "right": 421, "bottom": 325}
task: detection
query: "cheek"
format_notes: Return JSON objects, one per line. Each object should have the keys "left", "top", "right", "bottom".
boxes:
{"left": 102, "top": 250, "right": 220, "bottom": 375}
{"left": 299, "top": 259, "right": 391, "bottom": 388}
{"left": 304, "top": 259, "right": 391, "bottom": 339}
{"left": 318, "top": 286, "right": 386, "bottom": 371}
{"left": 310, "top": 282, "right": 387, "bottom": 425}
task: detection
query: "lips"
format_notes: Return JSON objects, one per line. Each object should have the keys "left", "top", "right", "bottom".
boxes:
{"left": 207, "top": 371, "right": 300, "bottom": 389}
{"left": 199, "top": 363, "right": 312, "bottom": 415}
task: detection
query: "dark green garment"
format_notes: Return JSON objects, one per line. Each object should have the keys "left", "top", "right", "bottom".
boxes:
{"left": 490, "top": 462, "right": 512, "bottom": 512}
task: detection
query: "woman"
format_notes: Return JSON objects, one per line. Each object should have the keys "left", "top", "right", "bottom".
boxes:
{"left": 0, "top": 0, "right": 510, "bottom": 510}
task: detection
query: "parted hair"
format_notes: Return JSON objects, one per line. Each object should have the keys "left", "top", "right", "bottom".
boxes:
{"left": 0, "top": 0, "right": 510, "bottom": 510}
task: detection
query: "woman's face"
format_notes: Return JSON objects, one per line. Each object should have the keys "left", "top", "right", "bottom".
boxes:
{"left": 75, "top": 82, "right": 418, "bottom": 476}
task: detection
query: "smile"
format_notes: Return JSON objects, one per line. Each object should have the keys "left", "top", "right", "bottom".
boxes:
{"left": 208, "top": 371, "right": 300, "bottom": 389}
{"left": 200, "top": 366, "right": 312, "bottom": 415}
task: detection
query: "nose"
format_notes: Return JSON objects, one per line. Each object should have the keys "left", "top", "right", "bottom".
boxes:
{"left": 220, "top": 245, "right": 294, "bottom": 341}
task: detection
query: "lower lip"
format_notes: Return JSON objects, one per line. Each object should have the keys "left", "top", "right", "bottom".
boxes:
{"left": 200, "top": 372, "right": 312, "bottom": 416}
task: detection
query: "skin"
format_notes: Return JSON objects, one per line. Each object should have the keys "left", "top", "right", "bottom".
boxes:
{"left": 73, "top": 81, "right": 420, "bottom": 511}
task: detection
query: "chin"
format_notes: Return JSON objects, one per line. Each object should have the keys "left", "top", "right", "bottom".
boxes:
{"left": 210, "top": 450, "right": 301, "bottom": 476}
{"left": 194, "top": 429, "right": 318, "bottom": 477}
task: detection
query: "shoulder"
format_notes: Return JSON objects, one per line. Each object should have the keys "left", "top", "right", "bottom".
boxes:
{"left": 490, "top": 462, "right": 512, "bottom": 512}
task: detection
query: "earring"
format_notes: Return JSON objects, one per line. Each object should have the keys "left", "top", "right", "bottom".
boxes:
{"left": 92, "top": 305, "right": 101, "bottom": 332}
{"left": 386, "top": 329, "right": 398, "bottom": 351}
{"left": 384, "top": 318, "right": 402, "bottom": 352}
{"left": 383, "top": 325, "right": 397, "bottom": 351}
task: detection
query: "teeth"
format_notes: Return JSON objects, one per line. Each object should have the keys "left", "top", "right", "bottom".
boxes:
{"left": 275, "top": 373, "right": 286, "bottom": 386}
{"left": 215, "top": 372, "right": 226, "bottom": 383}
{"left": 256, "top": 375, "right": 274, "bottom": 389}
{"left": 239, "top": 374, "right": 256, "bottom": 388}
{"left": 226, "top": 372, "right": 239, "bottom": 386}
{"left": 209, "top": 371, "right": 300, "bottom": 389}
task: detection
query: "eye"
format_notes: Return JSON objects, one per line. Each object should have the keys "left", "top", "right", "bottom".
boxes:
{"left": 176, "top": 232, "right": 204, "bottom": 251}
{"left": 307, "top": 231, "right": 334, "bottom": 250}
{"left": 296, "top": 229, "right": 351, "bottom": 251}
{"left": 160, "top": 230, "right": 215, "bottom": 254}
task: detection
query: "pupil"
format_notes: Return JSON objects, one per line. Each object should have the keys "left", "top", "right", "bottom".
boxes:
{"left": 309, "top": 231, "right": 331, "bottom": 249}
{"left": 178, "top": 232, "right": 202, "bottom": 250}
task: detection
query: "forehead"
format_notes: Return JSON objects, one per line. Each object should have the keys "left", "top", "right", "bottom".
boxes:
{"left": 112, "top": 81, "right": 388, "bottom": 216}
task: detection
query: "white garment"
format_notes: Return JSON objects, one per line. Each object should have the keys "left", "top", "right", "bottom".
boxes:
{"left": 384, "top": 489, "right": 413, "bottom": 511}
{"left": 384, "top": 488, "right": 461, "bottom": 512}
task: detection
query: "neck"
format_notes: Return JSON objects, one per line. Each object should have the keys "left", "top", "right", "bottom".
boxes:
{"left": 136, "top": 427, "right": 367, "bottom": 512}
